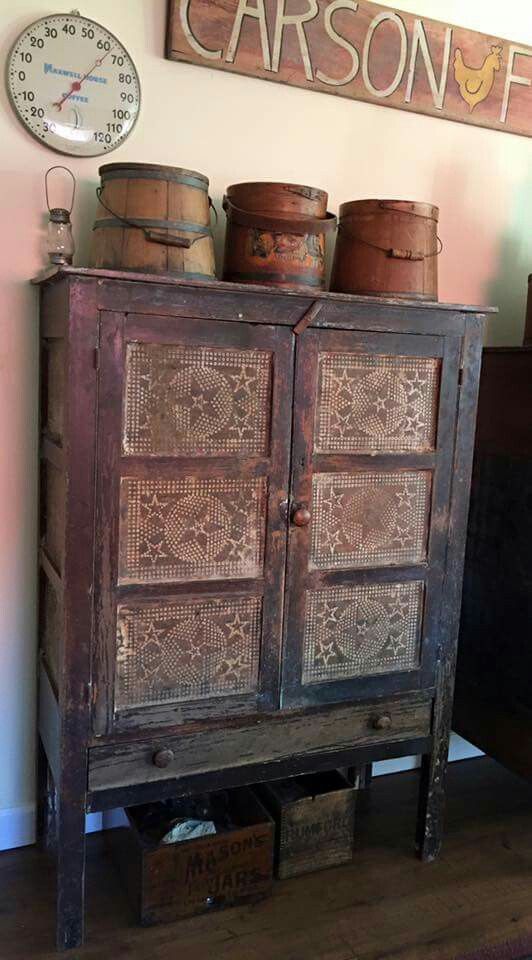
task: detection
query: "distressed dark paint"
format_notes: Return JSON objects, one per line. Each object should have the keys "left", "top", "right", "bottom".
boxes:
{"left": 34, "top": 267, "right": 488, "bottom": 948}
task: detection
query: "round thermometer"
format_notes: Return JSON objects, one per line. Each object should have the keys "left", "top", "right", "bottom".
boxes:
{"left": 6, "top": 12, "right": 140, "bottom": 157}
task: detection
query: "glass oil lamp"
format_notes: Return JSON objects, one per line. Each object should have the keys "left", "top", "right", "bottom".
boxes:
{"left": 45, "top": 165, "right": 76, "bottom": 266}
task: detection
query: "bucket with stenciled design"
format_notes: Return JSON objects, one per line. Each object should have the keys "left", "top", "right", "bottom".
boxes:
{"left": 222, "top": 181, "right": 336, "bottom": 291}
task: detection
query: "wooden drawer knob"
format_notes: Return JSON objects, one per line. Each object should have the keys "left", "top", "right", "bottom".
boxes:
{"left": 372, "top": 713, "right": 392, "bottom": 731}
{"left": 152, "top": 748, "right": 175, "bottom": 769}
{"left": 291, "top": 505, "right": 311, "bottom": 527}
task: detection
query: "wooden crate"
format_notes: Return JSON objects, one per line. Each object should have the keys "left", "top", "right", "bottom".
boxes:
{"left": 255, "top": 771, "right": 356, "bottom": 879}
{"left": 107, "top": 786, "right": 274, "bottom": 925}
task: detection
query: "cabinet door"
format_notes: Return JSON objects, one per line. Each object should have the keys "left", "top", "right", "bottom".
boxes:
{"left": 93, "top": 312, "right": 293, "bottom": 734}
{"left": 282, "top": 328, "right": 460, "bottom": 708}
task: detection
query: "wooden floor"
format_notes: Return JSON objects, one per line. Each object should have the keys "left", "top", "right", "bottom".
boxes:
{"left": 4, "top": 757, "right": 532, "bottom": 960}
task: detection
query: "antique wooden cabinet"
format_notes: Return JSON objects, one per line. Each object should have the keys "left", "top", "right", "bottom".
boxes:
{"left": 36, "top": 267, "right": 490, "bottom": 949}
{"left": 454, "top": 348, "right": 532, "bottom": 772}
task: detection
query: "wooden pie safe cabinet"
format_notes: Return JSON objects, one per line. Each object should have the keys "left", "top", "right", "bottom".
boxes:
{"left": 36, "top": 267, "right": 489, "bottom": 949}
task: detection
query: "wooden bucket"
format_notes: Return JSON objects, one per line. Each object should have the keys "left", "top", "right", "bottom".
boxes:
{"left": 524, "top": 274, "right": 532, "bottom": 345}
{"left": 89, "top": 163, "right": 216, "bottom": 279}
{"left": 222, "top": 181, "right": 336, "bottom": 291}
{"left": 331, "top": 199, "right": 440, "bottom": 300}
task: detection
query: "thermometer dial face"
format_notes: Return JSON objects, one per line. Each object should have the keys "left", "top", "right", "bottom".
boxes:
{"left": 6, "top": 13, "right": 140, "bottom": 156}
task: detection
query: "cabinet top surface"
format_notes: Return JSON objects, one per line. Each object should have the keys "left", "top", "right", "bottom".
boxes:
{"left": 33, "top": 266, "right": 497, "bottom": 315}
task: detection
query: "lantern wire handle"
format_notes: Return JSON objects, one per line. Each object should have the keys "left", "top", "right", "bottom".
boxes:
{"left": 45, "top": 166, "right": 76, "bottom": 215}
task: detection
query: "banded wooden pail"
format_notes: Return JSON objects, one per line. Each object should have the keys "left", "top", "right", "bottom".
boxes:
{"left": 524, "top": 274, "right": 532, "bottom": 346}
{"left": 331, "top": 199, "right": 440, "bottom": 300}
{"left": 222, "top": 182, "right": 336, "bottom": 291}
{"left": 89, "top": 163, "right": 216, "bottom": 279}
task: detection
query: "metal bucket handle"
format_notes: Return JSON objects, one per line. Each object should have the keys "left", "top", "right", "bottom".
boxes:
{"left": 223, "top": 196, "right": 337, "bottom": 236}
{"left": 377, "top": 200, "right": 438, "bottom": 221}
{"left": 340, "top": 201, "right": 442, "bottom": 259}
{"left": 338, "top": 224, "right": 443, "bottom": 260}
{"left": 94, "top": 186, "right": 216, "bottom": 249}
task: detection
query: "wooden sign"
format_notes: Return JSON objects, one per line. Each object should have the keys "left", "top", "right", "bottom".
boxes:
{"left": 166, "top": 1, "right": 532, "bottom": 138}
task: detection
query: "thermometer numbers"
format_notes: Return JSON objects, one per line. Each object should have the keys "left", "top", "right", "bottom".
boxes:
{"left": 7, "top": 14, "right": 140, "bottom": 156}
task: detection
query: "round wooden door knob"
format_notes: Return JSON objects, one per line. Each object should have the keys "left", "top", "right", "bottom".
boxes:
{"left": 152, "top": 748, "right": 175, "bottom": 768}
{"left": 291, "top": 506, "right": 311, "bottom": 527}
{"left": 372, "top": 713, "right": 392, "bottom": 731}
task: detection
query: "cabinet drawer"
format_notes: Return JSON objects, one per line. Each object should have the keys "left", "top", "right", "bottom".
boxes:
{"left": 89, "top": 693, "right": 432, "bottom": 792}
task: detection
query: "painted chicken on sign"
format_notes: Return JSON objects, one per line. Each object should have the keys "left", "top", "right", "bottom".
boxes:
{"left": 453, "top": 45, "right": 503, "bottom": 112}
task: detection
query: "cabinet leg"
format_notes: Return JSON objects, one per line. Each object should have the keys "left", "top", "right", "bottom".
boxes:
{"left": 417, "top": 650, "right": 456, "bottom": 862}
{"left": 55, "top": 795, "right": 87, "bottom": 951}
{"left": 416, "top": 747, "right": 447, "bottom": 862}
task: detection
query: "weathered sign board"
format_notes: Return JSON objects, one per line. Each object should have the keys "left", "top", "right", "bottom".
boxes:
{"left": 167, "top": 1, "right": 532, "bottom": 138}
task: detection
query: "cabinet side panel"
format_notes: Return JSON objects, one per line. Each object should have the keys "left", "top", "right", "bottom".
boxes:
{"left": 39, "top": 569, "right": 63, "bottom": 689}
{"left": 39, "top": 281, "right": 69, "bottom": 694}
{"left": 41, "top": 460, "right": 65, "bottom": 575}
{"left": 62, "top": 280, "right": 99, "bottom": 727}
{"left": 41, "top": 339, "right": 66, "bottom": 442}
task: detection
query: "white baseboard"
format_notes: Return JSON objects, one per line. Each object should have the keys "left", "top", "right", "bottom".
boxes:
{"left": 448, "top": 734, "right": 485, "bottom": 762}
{"left": 0, "top": 807, "right": 113, "bottom": 851}
{"left": 0, "top": 736, "right": 484, "bottom": 852}
{"left": 372, "top": 733, "right": 484, "bottom": 778}
{"left": 0, "top": 803, "right": 36, "bottom": 852}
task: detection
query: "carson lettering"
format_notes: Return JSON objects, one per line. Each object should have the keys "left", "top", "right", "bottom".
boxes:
{"left": 179, "top": 0, "right": 222, "bottom": 59}
{"left": 316, "top": 0, "right": 360, "bottom": 87}
{"left": 362, "top": 11, "right": 408, "bottom": 98}
{"left": 272, "top": 0, "right": 319, "bottom": 81}
{"left": 226, "top": 0, "right": 271, "bottom": 70}
{"left": 173, "top": 1, "right": 532, "bottom": 138}
{"left": 405, "top": 19, "right": 452, "bottom": 109}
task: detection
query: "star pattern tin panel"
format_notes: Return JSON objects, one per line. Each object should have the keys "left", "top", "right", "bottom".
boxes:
{"left": 115, "top": 595, "right": 262, "bottom": 709}
{"left": 119, "top": 477, "right": 267, "bottom": 583}
{"left": 314, "top": 353, "right": 440, "bottom": 454}
{"left": 123, "top": 342, "right": 272, "bottom": 457}
{"left": 311, "top": 471, "right": 431, "bottom": 569}
{"left": 302, "top": 581, "right": 423, "bottom": 684}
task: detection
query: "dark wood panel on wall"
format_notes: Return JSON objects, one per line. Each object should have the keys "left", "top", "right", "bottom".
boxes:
{"left": 167, "top": 1, "right": 532, "bottom": 138}
{"left": 455, "top": 349, "right": 532, "bottom": 721}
